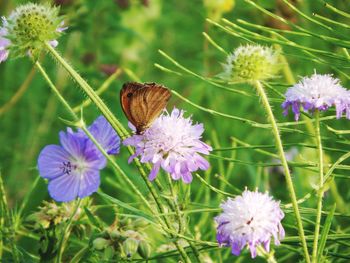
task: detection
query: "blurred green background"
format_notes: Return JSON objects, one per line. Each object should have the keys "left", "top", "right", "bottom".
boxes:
{"left": 1, "top": 0, "right": 350, "bottom": 262}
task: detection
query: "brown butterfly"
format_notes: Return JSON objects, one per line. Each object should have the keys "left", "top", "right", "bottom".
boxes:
{"left": 120, "top": 82, "right": 172, "bottom": 134}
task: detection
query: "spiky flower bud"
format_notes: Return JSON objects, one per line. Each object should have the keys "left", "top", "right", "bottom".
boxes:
{"left": 122, "top": 238, "right": 139, "bottom": 258}
{"left": 0, "top": 2, "right": 66, "bottom": 61}
{"left": 222, "top": 44, "right": 280, "bottom": 82}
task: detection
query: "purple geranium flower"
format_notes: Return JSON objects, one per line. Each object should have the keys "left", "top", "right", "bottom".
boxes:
{"left": 215, "top": 189, "right": 285, "bottom": 258}
{"left": 38, "top": 116, "right": 120, "bottom": 202}
{"left": 123, "top": 108, "right": 212, "bottom": 183}
{"left": 282, "top": 73, "right": 350, "bottom": 120}
{"left": 86, "top": 116, "right": 121, "bottom": 155}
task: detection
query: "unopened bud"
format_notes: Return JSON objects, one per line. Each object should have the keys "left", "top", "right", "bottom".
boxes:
{"left": 92, "top": 238, "right": 109, "bottom": 250}
{"left": 137, "top": 240, "right": 151, "bottom": 259}
{"left": 123, "top": 238, "right": 139, "bottom": 258}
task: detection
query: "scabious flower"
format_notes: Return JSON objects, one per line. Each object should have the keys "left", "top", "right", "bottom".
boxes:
{"left": 282, "top": 73, "right": 350, "bottom": 120}
{"left": 123, "top": 108, "right": 212, "bottom": 184}
{"left": 0, "top": 22, "right": 10, "bottom": 62}
{"left": 0, "top": 2, "right": 66, "bottom": 62}
{"left": 38, "top": 116, "right": 120, "bottom": 202}
{"left": 215, "top": 189, "right": 285, "bottom": 258}
{"left": 222, "top": 44, "right": 280, "bottom": 82}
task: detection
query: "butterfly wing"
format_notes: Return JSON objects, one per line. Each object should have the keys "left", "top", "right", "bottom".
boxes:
{"left": 120, "top": 82, "right": 171, "bottom": 134}
{"left": 120, "top": 82, "right": 143, "bottom": 128}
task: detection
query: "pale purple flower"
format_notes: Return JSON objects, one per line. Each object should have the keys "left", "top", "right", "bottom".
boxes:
{"left": 38, "top": 116, "right": 120, "bottom": 202}
{"left": 0, "top": 18, "right": 10, "bottom": 62}
{"left": 282, "top": 73, "right": 350, "bottom": 120}
{"left": 215, "top": 189, "right": 285, "bottom": 258}
{"left": 123, "top": 108, "right": 212, "bottom": 183}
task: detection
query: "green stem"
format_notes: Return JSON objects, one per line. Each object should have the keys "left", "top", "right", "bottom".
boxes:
{"left": 257, "top": 246, "right": 277, "bottom": 263}
{"left": 254, "top": 80, "right": 310, "bottom": 263}
{"left": 312, "top": 111, "right": 324, "bottom": 263}
{"left": 35, "top": 58, "right": 191, "bottom": 262}
{"left": 45, "top": 43, "right": 127, "bottom": 138}
{"left": 0, "top": 172, "right": 20, "bottom": 263}
{"left": 56, "top": 199, "right": 82, "bottom": 263}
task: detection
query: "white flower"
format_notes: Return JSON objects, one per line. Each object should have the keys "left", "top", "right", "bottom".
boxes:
{"left": 123, "top": 108, "right": 212, "bottom": 183}
{"left": 282, "top": 73, "right": 350, "bottom": 120}
{"left": 215, "top": 189, "right": 285, "bottom": 258}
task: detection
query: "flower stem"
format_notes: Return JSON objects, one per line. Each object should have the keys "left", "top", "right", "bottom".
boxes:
{"left": 312, "top": 111, "right": 324, "bottom": 263}
{"left": 45, "top": 43, "right": 128, "bottom": 138}
{"left": 254, "top": 80, "right": 310, "bottom": 263}
{"left": 56, "top": 199, "right": 82, "bottom": 263}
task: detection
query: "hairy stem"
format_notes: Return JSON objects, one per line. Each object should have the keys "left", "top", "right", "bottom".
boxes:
{"left": 254, "top": 80, "right": 310, "bottom": 263}
{"left": 312, "top": 111, "right": 324, "bottom": 262}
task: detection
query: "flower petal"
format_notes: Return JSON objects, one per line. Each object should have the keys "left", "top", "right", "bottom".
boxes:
{"left": 181, "top": 172, "right": 193, "bottom": 184}
{"left": 48, "top": 172, "right": 80, "bottom": 202}
{"left": 59, "top": 130, "right": 86, "bottom": 158}
{"left": 38, "top": 145, "right": 70, "bottom": 180}
{"left": 78, "top": 169, "right": 100, "bottom": 198}
{"left": 148, "top": 162, "right": 160, "bottom": 181}
{"left": 88, "top": 116, "right": 120, "bottom": 155}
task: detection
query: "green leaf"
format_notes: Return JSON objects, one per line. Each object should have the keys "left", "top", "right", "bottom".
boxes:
{"left": 317, "top": 204, "right": 336, "bottom": 260}
{"left": 97, "top": 191, "right": 154, "bottom": 222}
{"left": 83, "top": 206, "right": 105, "bottom": 230}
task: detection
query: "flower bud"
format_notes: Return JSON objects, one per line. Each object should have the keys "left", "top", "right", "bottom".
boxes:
{"left": 132, "top": 218, "right": 150, "bottom": 229}
{"left": 109, "top": 229, "right": 122, "bottom": 240}
{"left": 222, "top": 44, "right": 280, "bottom": 82}
{"left": 137, "top": 240, "right": 151, "bottom": 259}
{"left": 122, "top": 238, "right": 139, "bottom": 258}
{"left": 92, "top": 238, "right": 110, "bottom": 250}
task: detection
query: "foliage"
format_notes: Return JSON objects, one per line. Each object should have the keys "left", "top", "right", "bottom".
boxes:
{"left": 1, "top": 0, "right": 350, "bottom": 262}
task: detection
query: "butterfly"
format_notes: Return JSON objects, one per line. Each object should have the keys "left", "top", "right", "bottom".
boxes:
{"left": 120, "top": 82, "right": 172, "bottom": 134}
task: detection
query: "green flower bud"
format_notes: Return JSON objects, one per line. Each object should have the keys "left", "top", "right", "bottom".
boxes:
{"left": 103, "top": 246, "right": 115, "bottom": 260}
{"left": 3, "top": 3, "right": 65, "bottom": 59}
{"left": 109, "top": 229, "right": 122, "bottom": 240}
{"left": 92, "top": 238, "right": 110, "bottom": 250}
{"left": 132, "top": 218, "right": 150, "bottom": 229}
{"left": 137, "top": 240, "right": 151, "bottom": 259}
{"left": 222, "top": 44, "right": 280, "bottom": 82}
{"left": 122, "top": 238, "right": 139, "bottom": 258}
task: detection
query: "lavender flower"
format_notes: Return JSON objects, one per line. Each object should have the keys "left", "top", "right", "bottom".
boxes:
{"left": 0, "top": 20, "right": 10, "bottom": 62}
{"left": 123, "top": 108, "right": 212, "bottom": 183}
{"left": 38, "top": 116, "right": 120, "bottom": 202}
{"left": 282, "top": 73, "right": 350, "bottom": 120}
{"left": 0, "top": 3, "right": 66, "bottom": 62}
{"left": 215, "top": 189, "right": 285, "bottom": 258}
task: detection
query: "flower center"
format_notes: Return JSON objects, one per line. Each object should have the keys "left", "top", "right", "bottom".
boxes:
{"left": 246, "top": 217, "right": 254, "bottom": 225}
{"left": 61, "top": 161, "right": 76, "bottom": 175}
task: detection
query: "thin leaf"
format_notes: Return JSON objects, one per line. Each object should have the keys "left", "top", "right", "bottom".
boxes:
{"left": 317, "top": 204, "right": 336, "bottom": 260}
{"left": 97, "top": 192, "right": 154, "bottom": 222}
